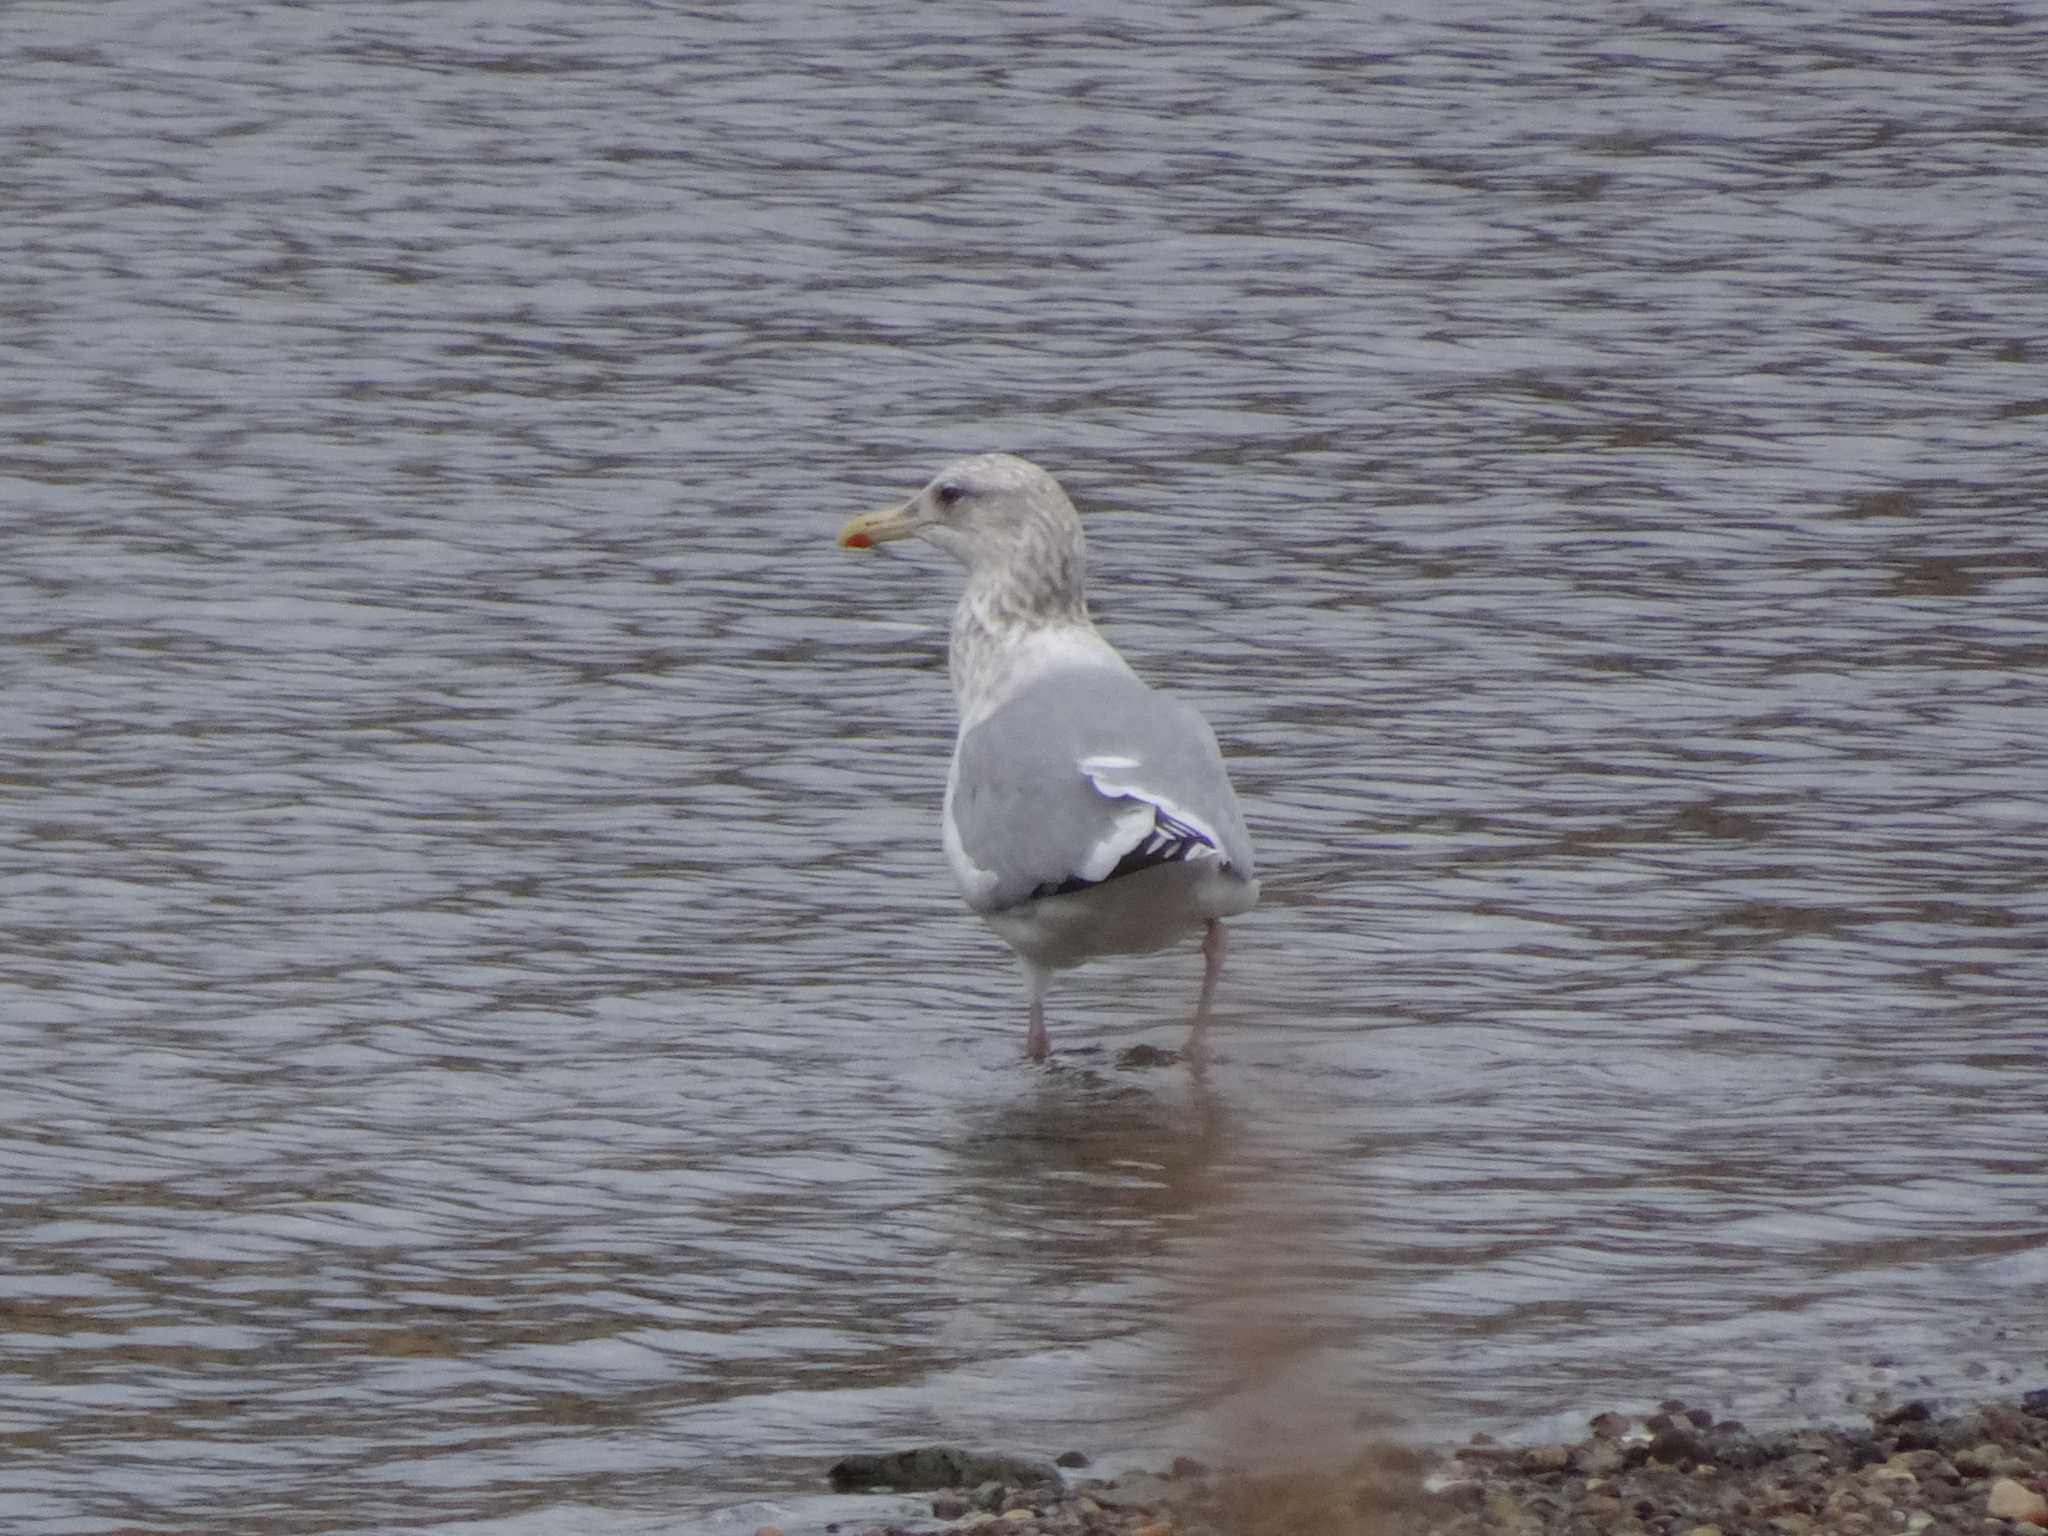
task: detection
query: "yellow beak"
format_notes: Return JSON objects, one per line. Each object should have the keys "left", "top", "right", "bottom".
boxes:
{"left": 837, "top": 499, "right": 926, "bottom": 550}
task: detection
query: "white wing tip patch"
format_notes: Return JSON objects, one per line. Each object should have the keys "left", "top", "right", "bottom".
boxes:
{"left": 1080, "top": 768, "right": 1228, "bottom": 857}
{"left": 1078, "top": 801, "right": 1159, "bottom": 883}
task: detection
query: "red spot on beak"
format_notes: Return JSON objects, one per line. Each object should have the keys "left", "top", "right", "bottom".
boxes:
{"left": 843, "top": 531, "right": 872, "bottom": 549}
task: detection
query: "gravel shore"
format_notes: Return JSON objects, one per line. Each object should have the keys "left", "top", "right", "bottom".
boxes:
{"left": 809, "top": 1392, "right": 2048, "bottom": 1536}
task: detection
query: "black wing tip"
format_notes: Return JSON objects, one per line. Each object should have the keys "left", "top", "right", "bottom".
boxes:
{"left": 1026, "top": 809, "right": 1219, "bottom": 903}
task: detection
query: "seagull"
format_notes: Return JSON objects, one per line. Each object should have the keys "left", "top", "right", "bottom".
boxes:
{"left": 837, "top": 453, "right": 1258, "bottom": 1062}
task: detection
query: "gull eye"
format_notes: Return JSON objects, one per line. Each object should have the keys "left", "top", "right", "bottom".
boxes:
{"left": 934, "top": 482, "right": 964, "bottom": 509}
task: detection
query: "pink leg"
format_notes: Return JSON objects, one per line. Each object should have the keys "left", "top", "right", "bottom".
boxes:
{"left": 1189, "top": 920, "right": 1225, "bottom": 1060}
{"left": 1024, "top": 964, "right": 1051, "bottom": 1062}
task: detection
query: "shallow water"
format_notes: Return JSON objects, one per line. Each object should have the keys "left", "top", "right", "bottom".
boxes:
{"left": 4, "top": 2, "right": 2046, "bottom": 1532}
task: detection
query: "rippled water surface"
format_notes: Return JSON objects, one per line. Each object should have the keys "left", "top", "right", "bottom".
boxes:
{"left": 5, "top": 3, "right": 2046, "bottom": 1532}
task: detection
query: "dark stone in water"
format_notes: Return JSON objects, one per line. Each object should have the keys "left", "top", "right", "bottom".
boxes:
{"left": 1056, "top": 1450, "right": 1090, "bottom": 1468}
{"left": 827, "top": 1446, "right": 1061, "bottom": 1493}
{"left": 1880, "top": 1400, "right": 1933, "bottom": 1425}
{"left": 2022, "top": 1388, "right": 2048, "bottom": 1417}
{"left": 1646, "top": 1427, "right": 1711, "bottom": 1466}
{"left": 1117, "top": 1043, "right": 1181, "bottom": 1069}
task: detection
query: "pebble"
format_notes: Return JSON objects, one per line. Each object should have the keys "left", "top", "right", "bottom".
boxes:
{"left": 1522, "top": 1444, "right": 1571, "bottom": 1473}
{"left": 1575, "top": 1438, "right": 1627, "bottom": 1477}
{"left": 1988, "top": 1477, "right": 2048, "bottom": 1524}
{"left": 1960, "top": 1443, "right": 2009, "bottom": 1477}
{"left": 1092, "top": 1471, "right": 1177, "bottom": 1509}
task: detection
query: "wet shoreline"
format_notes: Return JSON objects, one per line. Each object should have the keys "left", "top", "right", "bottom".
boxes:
{"left": 809, "top": 1391, "right": 2048, "bottom": 1536}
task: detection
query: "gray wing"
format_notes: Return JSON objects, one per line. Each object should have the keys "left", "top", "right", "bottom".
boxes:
{"left": 944, "top": 665, "right": 1254, "bottom": 915}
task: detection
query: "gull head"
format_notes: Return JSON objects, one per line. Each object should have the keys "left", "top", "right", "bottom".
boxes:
{"left": 837, "top": 453, "right": 1083, "bottom": 580}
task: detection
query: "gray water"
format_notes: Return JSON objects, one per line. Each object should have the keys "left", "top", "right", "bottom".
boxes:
{"left": 5, "top": 3, "right": 2047, "bottom": 1532}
